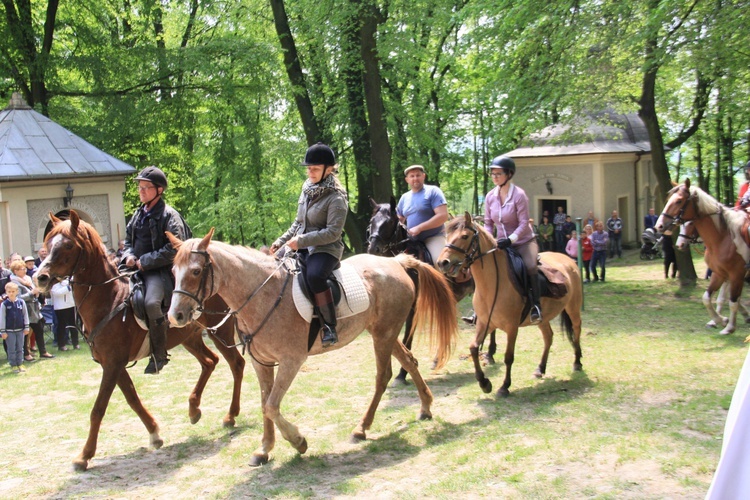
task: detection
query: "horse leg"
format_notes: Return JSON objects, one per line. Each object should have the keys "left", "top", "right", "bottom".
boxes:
{"left": 73, "top": 365, "right": 125, "bottom": 472}
{"left": 249, "top": 362, "right": 276, "bottom": 466}
{"left": 389, "top": 340, "right": 433, "bottom": 421}
{"left": 352, "top": 336, "right": 401, "bottom": 441}
{"left": 205, "top": 329, "right": 246, "bottom": 427}
{"left": 533, "top": 323, "right": 554, "bottom": 379}
{"left": 720, "top": 281, "right": 743, "bottom": 335}
{"left": 484, "top": 330, "right": 497, "bottom": 365}
{"left": 498, "top": 328, "right": 519, "bottom": 398}
{"left": 257, "top": 359, "right": 308, "bottom": 458}
{"left": 393, "top": 307, "right": 416, "bottom": 386}
{"left": 568, "top": 310, "right": 584, "bottom": 372}
{"left": 115, "top": 368, "right": 163, "bottom": 448}
{"left": 180, "top": 331, "right": 220, "bottom": 425}
{"left": 469, "top": 321, "right": 493, "bottom": 394}
{"left": 704, "top": 291, "right": 728, "bottom": 328}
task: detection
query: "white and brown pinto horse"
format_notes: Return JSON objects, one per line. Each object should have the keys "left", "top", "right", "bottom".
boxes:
{"left": 166, "top": 229, "right": 458, "bottom": 466}
{"left": 437, "top": 213, "right": 584, "bottom": 397}
{"left": 660, "top": 181, "right": 750, "bottom": 334}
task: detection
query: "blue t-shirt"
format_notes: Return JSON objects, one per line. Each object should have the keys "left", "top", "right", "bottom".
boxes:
{"left": 396, "top": 185, "right": 447, "bottom": 241}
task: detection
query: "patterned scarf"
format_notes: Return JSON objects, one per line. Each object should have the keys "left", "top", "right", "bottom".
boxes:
{"left": 302, "top": 174, "right": 346, "bottom": 202}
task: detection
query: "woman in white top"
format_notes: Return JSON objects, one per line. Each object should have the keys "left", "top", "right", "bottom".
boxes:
{"left": 51, "top": 279, "right": 78, "bottom": 350}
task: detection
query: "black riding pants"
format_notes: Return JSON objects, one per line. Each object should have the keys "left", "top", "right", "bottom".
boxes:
{"left": 299, "top": 251, "right": 339, "bottom": 294}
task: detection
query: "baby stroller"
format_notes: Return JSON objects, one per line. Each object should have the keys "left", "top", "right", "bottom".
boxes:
{"left": 640, "top": 228, "right": 663, "bottom": 260}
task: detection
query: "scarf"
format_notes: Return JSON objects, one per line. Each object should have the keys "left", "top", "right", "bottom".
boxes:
{"left": 302, "top": 174, "right": 346, "bottom": 202}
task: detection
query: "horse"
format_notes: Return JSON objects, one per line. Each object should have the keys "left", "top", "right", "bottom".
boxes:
{"left": 436, "top": 212, "right": 583, "bottom": 397}
{"left": 664, "top": 190, "right": 750, "bottom": 333}
{"left": 656, "top": 179, "right": 750, "bottom": 335}
{"left": 34, "top": 211, "right": 246, "bottom": 472}
{"left": 366, "top": 197, "right": 495, "bottom": 381}
{"left": 166, "top": 229, "right": 458, "bottom": 466}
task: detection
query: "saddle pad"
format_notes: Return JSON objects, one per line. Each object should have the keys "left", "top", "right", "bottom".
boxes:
{"left": 292, "top": 263, "right": 370, "bottom": 323}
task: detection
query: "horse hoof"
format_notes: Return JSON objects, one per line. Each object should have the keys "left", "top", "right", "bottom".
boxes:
{"left": 222, "top": 416, "right": 236, "bottom": 428}
{"left": 418, "top": 411, "right": 432, "bottom": 421}
{"left": 497, "top": 387, "right": 510, "bottom": 398}
{"left": 72, "top": 458, "right": 89, "bottom": 472}
{"left": 719, "top": 329, "right": 735, "bottom": 336}
{"left": 391, "top": 377, "right": 408, "bottom": 387}
{"left": 573, "top": 363, "right": 583, "bottom": 372}
{"left": 190, "top": 410, "right": 202, "bottom": 425}
{"left": 481, "top": 353, "right": 495, "bottom": 366}
{"left": 706, "top": 321, "right": 718, "bottom": 328}
{"left": 533, "top": 368, "right": 544, "bottom": 379}
{"left": 479, "top": 379, "right": 492, "bottom": 394}
{"left": 249, "top": 453, "right": 269, "bottom": 467}
{"left": 350, "top": 431, "right": 366, "bottom": 443}
{"left": 296, "top": 437, "right": 308, "bottom": 454}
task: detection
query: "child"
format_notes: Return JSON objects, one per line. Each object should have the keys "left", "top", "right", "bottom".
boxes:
{"left": 565, "top": 230, "right": 579, "bottom": 259}
{"left": 1, "top": 282, "right": 30, "bottom": 373}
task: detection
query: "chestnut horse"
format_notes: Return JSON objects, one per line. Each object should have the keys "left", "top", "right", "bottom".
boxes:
{"left": 366, "top": 197, "right": 487, "bottom": 383}
{"left": 437, "top": 212, "right": 583, "bottom": 397}
{"left": 167, "top": 229, "right": 457, "bottom": 466}
{"left": 657, "top": 181, "right": 750, "bottom": 334}
{"left": 34, "top": 211, "right": 246, "bottom": 471}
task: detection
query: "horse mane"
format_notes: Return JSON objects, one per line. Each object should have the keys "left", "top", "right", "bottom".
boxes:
{"left": 46, "top": 217, "right": 117, "bottom": 274}
{"left": 173, "top": 237, "right": 274, "bottom": 270}
{"left": 688, "top": 184, "right": 746, "bottom": 234}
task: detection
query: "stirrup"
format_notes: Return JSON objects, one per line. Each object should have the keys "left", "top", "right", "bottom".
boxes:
{"left": 461, "top": 313, "right": 477, "bottom": 325}
{"left": 529, "top": 306, "right": 542, "bottom": 325}
{"left": 320, "top": 324, "right": 338, "bottom": 348}
{"left": 144, "top": 355, "right": 170, "bottom": 374}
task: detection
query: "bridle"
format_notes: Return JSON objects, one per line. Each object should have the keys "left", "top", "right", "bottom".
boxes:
{"left": 367, "top": 214, "right": 408, "bottom": 256}
{"left": 172, "top": 248, "right": 215, "bottom": 314}
{"left": 659, "top": 187, "right": 698, "bottom": 233}
{"left": 443, "top": 223, "right": 495, "bottom": 273}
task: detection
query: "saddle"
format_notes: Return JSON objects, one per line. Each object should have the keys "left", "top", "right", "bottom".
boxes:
{"left": 504, "top": 247, "right": 568, "bottom": 323}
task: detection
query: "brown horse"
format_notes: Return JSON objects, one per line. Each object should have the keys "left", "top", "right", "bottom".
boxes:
{"left": 436, "top": 212, "right": 583, "bottom": 397}
{"left": 34, "top": 211, "right": 246, "bottom": 472}
{"left": 166, "top": 229, "right": 457, "bottom": 466}
{"left": 656, "top": 179, "right": 750, "bottom": 334}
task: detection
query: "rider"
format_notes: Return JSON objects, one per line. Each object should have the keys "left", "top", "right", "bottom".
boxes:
{"left": 484, "top": 155, "right": 542, "bottom": 325}
{"left": 270, "top": 143, "right": 348, "bottom": 348}
{"left": 396, "top": 165, "right": 449, "bottom": 265}
{"left": 120, "top": 166, "right": 191, "bottom": 374}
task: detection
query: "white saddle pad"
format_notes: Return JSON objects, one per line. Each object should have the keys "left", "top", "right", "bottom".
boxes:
{"left": 292, "top": 262, "right": 370, "bottom": 323}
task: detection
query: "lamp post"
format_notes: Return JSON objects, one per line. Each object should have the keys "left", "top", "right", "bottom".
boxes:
{"left": 63, "top": 183, "right": 74, "bottom": 207}
{"left": 545, "top": 179, "right": 553, "bottom": 195}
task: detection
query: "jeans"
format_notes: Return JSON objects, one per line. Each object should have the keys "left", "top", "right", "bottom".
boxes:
{"left": 591, "top": 250, "right": 607, "bottom": 280}
{"left": 609, "top": 234, "right": 622, "bottom": 258}
{"left": 5, "top": 329, "right": 24, "bottom": 367}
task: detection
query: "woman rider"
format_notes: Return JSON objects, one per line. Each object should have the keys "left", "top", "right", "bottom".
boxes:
{"left": 270, "top": 143, "right": 348, "bottom": 347}
{"left": 484, "top": 155, "right": 542, "bottom": 324}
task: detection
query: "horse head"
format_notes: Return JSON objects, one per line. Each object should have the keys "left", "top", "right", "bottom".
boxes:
{"left": 655, "top": 178, "right": 697, "bottom": 235}
{"left": 36, "top": 210, "right": 107, "bottom": 293}
{"left": 676, "top": 220, "right": 700, "bottom": 251}
{"left": 437, "top": 212, "right": 492, "bottom": 276}
{"left": 366, "top": 195, "right": 405, "bottom": 256}
{"left": 168, "top": 228, "right": 216, "bottom": 327}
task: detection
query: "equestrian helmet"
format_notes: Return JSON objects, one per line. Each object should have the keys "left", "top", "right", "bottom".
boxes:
{"left": 134, "top": 166, "right": 168, "bottom": 189}
{"left": 302, "top": 142, "right": 336, "bottom": 166}
{"left": 491, "top": 155, "right": 516, "bottom": 175}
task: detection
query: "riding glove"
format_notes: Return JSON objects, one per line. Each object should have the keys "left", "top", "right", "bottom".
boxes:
{"left": 497, "top": 238, "right": 512, "bottom": 249}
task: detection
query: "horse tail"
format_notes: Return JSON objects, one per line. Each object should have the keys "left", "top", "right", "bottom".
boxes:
{"left": 396, "top": 254, "right": 458, "bottom": 369}
{"left": 560, "top": 309, "right": 574, "bottom": 345}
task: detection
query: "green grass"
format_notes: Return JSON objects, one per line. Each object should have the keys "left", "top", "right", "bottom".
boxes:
{"left": 0, "top": 249, "right": 742, "bottom": 498}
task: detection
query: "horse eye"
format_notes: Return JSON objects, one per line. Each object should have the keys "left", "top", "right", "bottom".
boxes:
{"left": 191, "top": 269, "right": 201, "bottom": 276}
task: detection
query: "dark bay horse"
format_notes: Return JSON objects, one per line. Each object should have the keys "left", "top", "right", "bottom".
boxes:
{"left": 167, "top": 229, "right": 457, "bottom": 466}
{"left": 367, "top": 197, "right": 492, "bottom": 382}
{"left": 34, "top": 211, "right": 246, "bottom": 471}
{"left": 437, "top": 213, "right": 583, "bottom": 397}
{"left": 656, "top": 179, "right": 750, "bottom": 334}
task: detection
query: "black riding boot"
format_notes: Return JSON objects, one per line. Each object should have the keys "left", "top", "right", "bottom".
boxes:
{"left": 314, "top": 289, "right": 338, "bottom": 348}
{"left": 529, "top": 272, "right": 542, "bottom": 325}
{"left": 145, "top": 317, "right": 170, "bottom": 374}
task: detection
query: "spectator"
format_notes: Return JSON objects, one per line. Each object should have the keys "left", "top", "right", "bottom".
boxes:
{"left": 10, "top": 260, "right": 53, "bottom": 359}
{"left": 51, "top": 278, "right": 78, "bottom": 350}
{"left": 565, "top": 230, "right": 579, "bottom": 260}
{"left": 584, "top": 210, "right": 597, "bottom": 229}
{"left": 115, "top": 239, "right": 126, "bottom": 258}
{"left": 562, "top": 215, "right": 576, "bottom": 243}
{"left": 34, "top": 247, "right": 48, "bottom": 268}
{"left": 581, "top": 224, "right": 594, "bottom": 283}
{"left": 537, "top": 215, "right": 553, "bottom": 252}
{"left": 590, "top": 220, "right": 609, "bottom": 282}
{"left": 23, "top": 255, "right": 37, "bottom": 278}
{"left": 644, "top": 208, "right": 658, "bottom": 230}
{"left": 606, "top": 210, "right": 623, "bottom": 259}
{"left": 1, "top": 282, "right": 30, "bottom": 373}
{"left": 553, "top": 206, "right": 567, "bottom": 253}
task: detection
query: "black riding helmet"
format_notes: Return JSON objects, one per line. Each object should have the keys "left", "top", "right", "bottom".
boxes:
{"left": 491, "top": 155, "right": 516, "bottom": 177}
{"left": 302, "top": 142, "right": 336, "bottom": 166}
{"left": 134, "top": 166, "right": 168, "bottom": 189}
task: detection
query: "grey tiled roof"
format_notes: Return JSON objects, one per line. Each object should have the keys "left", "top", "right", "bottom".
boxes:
{"left": 505, "top": 112, "right": 655, "bottom": 158}
{"left": 0, "top": 93, "right": 136, "bottom": 181}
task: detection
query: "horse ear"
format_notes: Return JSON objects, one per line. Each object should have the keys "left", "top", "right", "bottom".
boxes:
{"left": 684, "top": 178, "right": 691, "bottom": 189}
{"left": 49, "top": 212, "right": 61, "bottom": 225}
{"left": 389, "top": 195, "right": 397, "bottom": 212}
{"left": 166, "top": 231, "right": 182, "bottom": 249}
{"left": 198, "top": 228, "right": 215, "bottom": 251}
{"left": 464, "top": 211, "right": 473, "bottom": 226}
{"left": 69, "top": 210, "right": 80, "bottom": 232}
{"left": 369, "top": 197, "right": 378, "bottom": 211}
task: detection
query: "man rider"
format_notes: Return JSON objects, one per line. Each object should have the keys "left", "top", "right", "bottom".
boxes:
{"left": 120, "top": 166, "right": 190, "bottom": 374}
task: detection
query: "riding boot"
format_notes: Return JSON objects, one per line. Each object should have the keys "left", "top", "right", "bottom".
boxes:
{"left": 528, "top": 272, "right": 542, "bottom": 325}
{"left": 314, "top": 289, "right": 338, "bottom": 348}
{"left": 462, "top": 312, "right": 477, "bottom": 325}
{"left": 144, "top": 317, "right": 170, "bottom": 374}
